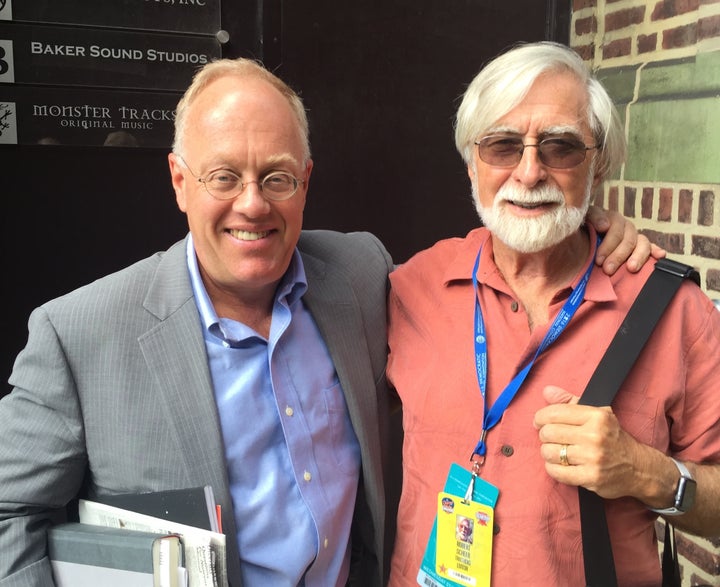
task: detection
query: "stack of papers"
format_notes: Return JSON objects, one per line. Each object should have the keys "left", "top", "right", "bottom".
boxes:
{"left": 48, "top": 486, "right": 227, "bottom": 587}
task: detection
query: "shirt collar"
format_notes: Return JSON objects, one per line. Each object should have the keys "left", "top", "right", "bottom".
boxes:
{"left": 443, "top": 225, "right": 617, "bottom": 304}
{"left": 185, "top": 234, "right": 308, "bottom": 338}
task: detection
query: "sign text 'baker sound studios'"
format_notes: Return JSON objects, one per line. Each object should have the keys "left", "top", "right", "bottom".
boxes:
{"left": 5, "top": 24, "right": 219, "bottom": 90}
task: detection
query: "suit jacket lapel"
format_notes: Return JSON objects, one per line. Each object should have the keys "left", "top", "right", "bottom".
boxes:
{"left": 137, "top": 238, "right": 244, "bottom": 586}
{"left": 300, "top": 250, "right": 385, "bottom": 548}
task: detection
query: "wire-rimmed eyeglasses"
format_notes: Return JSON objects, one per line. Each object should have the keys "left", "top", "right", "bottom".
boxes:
{"left": 177, "top": 154, "right": 305, "bottom": 202}
{"left": 474, "top": 135, "right": 599, "bottom": 169}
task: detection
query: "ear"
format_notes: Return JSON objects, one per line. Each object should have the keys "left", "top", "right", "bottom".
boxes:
{"left": 592, "top": 169, "right": 603, "bottom": 188}
{"left": 296, "top": 159, "right": 313, "bottom": 204}
{"left": 303, "top": 158, "right": 314, "bottom": 188}
{"left": 168, "top": 153, "right": 189, "bottom": 213}
{"left": 467, "top": 162, "right": 476, "bottom": 183}
{"left": 591, "top": 154, "right": 605, "bottom": 187}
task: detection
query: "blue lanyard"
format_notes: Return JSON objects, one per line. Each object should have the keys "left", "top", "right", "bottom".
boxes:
{"left": 470, "top": 239, "right": 597, "bottom": 466}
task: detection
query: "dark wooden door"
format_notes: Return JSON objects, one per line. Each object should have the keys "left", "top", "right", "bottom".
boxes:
{"left": 276, "top": 0, "right": 570, "bottom": 261}
{"left": 2, "top": 0, "right": 568, "bottom": 394}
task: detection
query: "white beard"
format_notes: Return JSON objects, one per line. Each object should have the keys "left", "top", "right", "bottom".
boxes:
{"left": 473, "top": 179, "right": 592, "bottom": 253}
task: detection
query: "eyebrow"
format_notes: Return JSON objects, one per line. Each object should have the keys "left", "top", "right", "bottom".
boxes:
{"left": 204, "top": 152, "right": 302, "bottom": 176}
{"left": 265, "top": 153, "right": 301, "bottom": 168}
{"left": 484, "top": 124, "right": 584, "bottom": 140}
{"left": 538, "top": 125, "right": 584, "bottom": 140}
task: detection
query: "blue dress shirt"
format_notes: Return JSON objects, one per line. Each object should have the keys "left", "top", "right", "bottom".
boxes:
{"left": 186, "top": 237, "right": 361, "bottom": 586}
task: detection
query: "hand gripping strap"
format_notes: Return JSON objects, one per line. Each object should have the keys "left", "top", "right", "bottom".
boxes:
{"left": 578, "top": 258, "right": 699, "bottom": 587}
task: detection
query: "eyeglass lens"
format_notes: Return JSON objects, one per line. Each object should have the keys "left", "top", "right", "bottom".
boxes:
{"left": 476, "top": 136, "right": 592, "bottom": 169}
{"left": 204, "top": 170, "right": 299, "bottom": 201}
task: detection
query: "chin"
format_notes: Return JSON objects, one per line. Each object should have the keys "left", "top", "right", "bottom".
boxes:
{"left": 481, "top": 205, "right": 587, "bottom": 253}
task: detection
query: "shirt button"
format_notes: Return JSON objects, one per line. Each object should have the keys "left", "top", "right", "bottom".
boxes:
{"left": 303, "top": 471, "right": 312, "bottom": 482}
{"left": 501, "top": 445, "right": 514, "bottom": 457}
{"left": 510, "top": 300, "right": 519, "bottom": 312}
{"left": 324, "top": 537, "right": 329, "bottom": 549}
{"left": 285, "top": 406, "right": 294, "bottom": 417}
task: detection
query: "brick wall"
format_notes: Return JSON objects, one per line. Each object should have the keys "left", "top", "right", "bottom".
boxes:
{"left": 571, "top": 0, "right": 720, "bottom": 301}
{"left": 571, "top": 1, "right": 720, "bottom": 585}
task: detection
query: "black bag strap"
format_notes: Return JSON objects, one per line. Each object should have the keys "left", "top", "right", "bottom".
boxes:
{"left": 661, "top": 522, "right": 681, "bottom": 587}
{"left": 577, "top": 258, "right": 699, "bottom": 587}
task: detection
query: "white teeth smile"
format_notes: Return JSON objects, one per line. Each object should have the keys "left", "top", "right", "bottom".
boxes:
{"left": 229, "top": 229, "right": 270, "bottom": 241}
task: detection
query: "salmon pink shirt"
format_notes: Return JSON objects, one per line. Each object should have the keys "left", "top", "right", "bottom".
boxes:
{"left": 387, "top": 227, "right": 720, "bottom": 587}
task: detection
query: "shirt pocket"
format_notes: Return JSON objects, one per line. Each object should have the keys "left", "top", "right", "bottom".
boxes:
{"left": 613, "top": 387, "right": 663, "bottom": 448}
{"left": 322, "top": 380, "right": 362, "bottom": 476}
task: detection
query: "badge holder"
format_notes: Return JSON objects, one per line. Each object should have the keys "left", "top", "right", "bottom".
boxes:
{"left": 417, "top": 463, "right": 498, "bottom": 587}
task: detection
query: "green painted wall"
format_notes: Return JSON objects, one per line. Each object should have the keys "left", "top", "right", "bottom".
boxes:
{"left": 599, "top": 52, "right": 720, "bottom": 183}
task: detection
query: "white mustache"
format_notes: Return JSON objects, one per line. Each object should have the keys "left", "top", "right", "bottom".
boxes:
{"left": 495, "top": 183, "right": 565, "bottom": 205}
{"left": 471, "top": 180, "right": 589, "bottom": 254}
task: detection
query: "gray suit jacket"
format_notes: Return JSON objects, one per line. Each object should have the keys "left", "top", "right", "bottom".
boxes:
{"left": 0, "top": 230, "right": 396, "bottom": 587}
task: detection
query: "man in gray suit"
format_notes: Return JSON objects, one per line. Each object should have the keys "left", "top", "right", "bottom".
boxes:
{"left": 0, "top": 58, "right": 651, "bottom": 587}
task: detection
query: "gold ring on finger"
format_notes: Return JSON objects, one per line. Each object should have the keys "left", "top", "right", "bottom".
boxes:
{"left": 559, "top": 444, "right": 570, "bottom": 466}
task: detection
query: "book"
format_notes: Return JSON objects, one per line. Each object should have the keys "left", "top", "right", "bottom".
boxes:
{"left": 95, "top": 486, "right": 220, "bottom": 532}
{"left": 79, "top": 499, "right": 227, "bottom": 587}
{"left": 48, "top": 522, "right": 185, "bottom": 587}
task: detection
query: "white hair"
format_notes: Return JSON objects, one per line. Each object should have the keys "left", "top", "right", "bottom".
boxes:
{"left": 454, "top": 42, "right": 625, "bottom": 182}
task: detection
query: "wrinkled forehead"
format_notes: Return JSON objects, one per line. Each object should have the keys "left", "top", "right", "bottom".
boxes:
{"left": 488, "top": 71, "right": 592, "bottom": 138}
{"left": 184, "top": 77, "right": 306, "bottom": 160}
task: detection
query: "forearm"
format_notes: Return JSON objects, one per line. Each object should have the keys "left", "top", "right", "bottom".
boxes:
{"left": 0, "top": 414, "right": 84, "bottom": 584}
{"left": 1, "top": 310, "right": 87, "bottom": 582}
{"left": 629, "top": 444, "right": 720, "bottom": 536}
{"left": 661, "top": 461, "right": 720, "bottom": 536}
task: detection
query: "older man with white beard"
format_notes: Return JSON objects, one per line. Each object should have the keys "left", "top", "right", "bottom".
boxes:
{"left": 386, "top": 42, "right": 720, "bottom": 587}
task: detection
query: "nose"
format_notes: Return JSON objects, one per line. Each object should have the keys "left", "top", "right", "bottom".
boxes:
{"left": 511, "top": 144, "right": 548, "bottom": 188}
{"left": 231, "top": 180, "right": 271, "bottom": 214}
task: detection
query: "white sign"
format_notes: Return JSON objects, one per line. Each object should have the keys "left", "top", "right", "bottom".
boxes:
{"left": 0, "top": 0, "right": 12, "bottom": 21}
{"left": 0, "top": 101, "right": 18, "bottom": 144}
{"left": 0, "top": 38, "right": 13, "bottom": 82}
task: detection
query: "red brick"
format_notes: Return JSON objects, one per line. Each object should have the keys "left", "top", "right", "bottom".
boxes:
{"left": 608, "top": 185, "right": 619, "bottom": 211}
{"left": 623, "top": 186, "right": 637, "bottom": 217}
{"left": 655, "top": 520, "right": 664, "bottom": 539}
{"left": 573, "top": 43, "right": 595, "bottom": 61}
{"left": 699, "top": 190, "right": 715, "bottom": 226}
{"left": 573, "top": 0, "right": 597, "bottom": 9}
{"left": 642, "top": 187, "right": 654, "bottom": 219}
{"left": 602, "top": 37, "right": 632, "bottom": 59}
{"left": 678, "top": 189, "right": 693, "bottom": 223}
{"left": 575, "top": 15, "right": 597, "bottom": 35}
{"left": 690, "top": 571, "right": 718, "bottom": 585}
{"left": 676, "top": 532, "right": 720, "bottom": 574}
{"left": 638, "top": 33, "right": 658, "bottom": 53}
{"left": 707, "top": 269, "right": 720, "bottom": 293}
{"left": 592, "top": 188, "right": 605, "bottom": 207}
{"left": 640, "top": 229, "right": 685, "bottom": 253}
{"left": 606, "top": 6, "right": 645, "bottom": 31}
{"left": 652, "top": 0, "right": 700, "bottom": 19}
{"left": 659, "top": 187, "right": 673, "bottom": 221}
{"left": 662, "top": 23, "right": 698, "bottom": 48}
{"left": 659, "top": 523, "right": 720, "bottom": 579}
{"left": 692, "top": 235, "right": 720, "bottom": 259}
{"left": 699, "top": 14, "right": 720, "bottom": 40}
